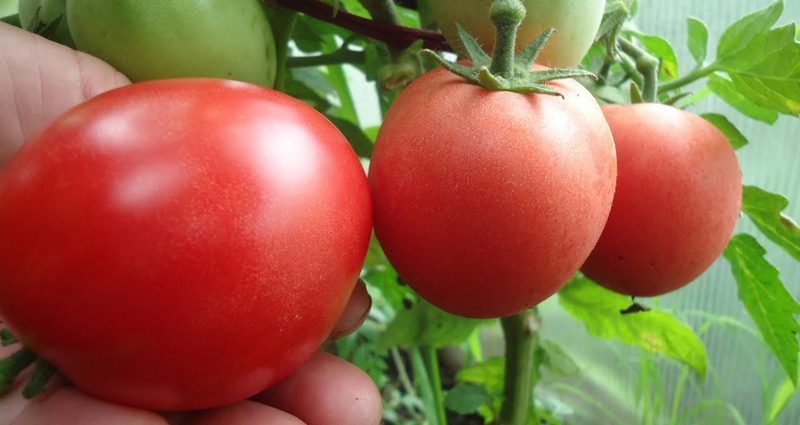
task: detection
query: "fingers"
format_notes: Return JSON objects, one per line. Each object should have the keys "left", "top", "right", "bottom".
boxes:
{"left": 253, "top": 352, "right": 382, "bottom": 425}
{"left": 8, "top": 387, "right": 167, "bottom": 425}
{"left": 0, "top": 22, "right": 129, "bottom": 167}
{"left": 180, "top": 402, "right": 305, "bottom": 425}
{"left": 329, "top": 279, "right": 371, "bottom": 340}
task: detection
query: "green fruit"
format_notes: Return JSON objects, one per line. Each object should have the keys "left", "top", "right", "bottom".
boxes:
{"left": 431, "top": 0, "right": 605, "bottom": 68}
{"left": 67, "top": 0, "right": 276, "bottom": 87}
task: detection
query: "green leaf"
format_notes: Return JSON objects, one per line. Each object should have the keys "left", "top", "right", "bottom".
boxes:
{"left": 292, "top": 16, "right": 330, "bottom": 53}
{"left": 289, "top": 68, "right": 336, "bottom": 110}
{"left": 630, "top": 32, "right": 679, "bottom": 81}
{"left": 320, "top": 34, "right": 359, "bottom": 123}
{"left": 742, "top": 186, "right": 800, "bottom": 261}
{"left": 766, "top": 377, "right": 798, "bottom": 424}
{"left": 720, "top": 25, "right": 800, "bottom": 115}
{"left": 538, "top": 339, "right": 580, "bottom": 377}
{"left": 717, "top": 0, "right": 783, "bottom": 60}
{"left": 456, "top": 356, "right": 505, "bottom": 394}
{"left": 558, "top": 276, "right": 708, "bottom": 379}
{"left": 675, "top": 85, "right": 712, "bottom": 108}
{"left": 713, "top": 0, "right": 800, "bottom": 116}
{"left": 687, "top": 17, "right": 709, "bottom": 66}
{"left": 362, "top": 237, "right": 413, "bottom": 312}
{"left": 700, "top": 113, "right": 748, "bottom": 149}
{"left": 325, "top": 115, "right": 374, "bottom": 157}
{"left": 284, "top": 78, "right": 333, "bottom": 112}
{"left": 597, "top": 0, "right": 631, "bottom": 57}
{"left": 380, "top": 299, "right": 486, "bottom": 349}
{"left": 708, "top": 74, "right": 779, "bottom": 124}
{"left": 724, "top": 234, "right": 800, "bottom": 385}
{"left": 0, "top": 13, "right": 19, "bottom": 27}
{"left": 444, "top": 383, "right": 490, "bottom": 415}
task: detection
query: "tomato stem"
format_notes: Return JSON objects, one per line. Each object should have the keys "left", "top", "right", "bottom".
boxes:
{"left": 499, "top": 309, "right": 540, "bottom": 425}
{"left": 658, "top": 65, "right": 718, "bottom": 94}
{"left": 488, "top": 0, "right": 525, "bottom": 79}
{"left": 425, "top": 347, "right": 449, "bottom": 425}
{"left": 618, "top": 38, "right": 659, "bottom": 103}
{"left": 410, "top": 347, "right": 442, "bottom": 425}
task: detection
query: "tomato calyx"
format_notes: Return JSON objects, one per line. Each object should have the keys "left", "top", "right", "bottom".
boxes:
{"left": 0, "top": 328, "right": 56, "bottom": 398}
{"left": 423, "top": 0, "right": 595, "bottom": 95}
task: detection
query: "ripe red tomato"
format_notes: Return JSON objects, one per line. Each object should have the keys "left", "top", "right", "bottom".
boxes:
{"left": 369, "top": 67, "right": 617, "bottom": 318}
{"left": 582, "top": 103, "right": 742, "bottom": 296}
{"left": 0, "top": 79, "right": 372, "bottom": 410}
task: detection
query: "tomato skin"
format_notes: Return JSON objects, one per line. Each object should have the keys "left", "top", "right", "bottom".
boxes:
{"left": 581, "top": 103, "right": 742, "bottom": 296}
{"left": 67, "top": 0, "right": 276, "bottom": 86}
{"left": 369, "top": 68, "right": 617, "bottom": 318}
{"left": 431, "top": 0, "right": 605, "bottom": 67}
{"left": 0, "top": 79, "right": 371, "bottom": 410}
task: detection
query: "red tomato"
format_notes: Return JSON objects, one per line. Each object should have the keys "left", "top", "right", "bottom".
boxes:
{"left": 0, "top": 79, "right": 372, "bottom": 410}
{"left": 582, "top": 103, "right": 742, "bottom": 296}
{"left": 369, "top": 67, "right": 617, "bottom": 318}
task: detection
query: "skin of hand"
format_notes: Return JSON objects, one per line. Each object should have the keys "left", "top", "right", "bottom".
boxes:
{"left": 0, "top": 22, "right": 382, "bottom": 425}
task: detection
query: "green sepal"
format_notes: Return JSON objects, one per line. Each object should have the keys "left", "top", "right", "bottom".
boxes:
{"left": 663, "top": 92, "right": 693, "bottom": 106}
{"left": 455, "top": 23, "right": 491, "bottom": 68}
{"left": 0, "top": 328, "right": 17, "bottom": 346}
{"left": 0, "top": 13, "right": 21, "bottom": 27}
{"left": 429, "top": 12, "right": 596, "bottom": 95}
{"left": 528, "top": 68, "right": 596, "bottom": 83}
{"left": 477, "top": 67, "right": 507, "bottom": 90}
{"left": 630, "top": 81, "right": 644, "bottom": 103}
{"left": 23, "top": 359, "right": 56, "bottom": 399}
{"left": 0, "top": 348, "right": 36, "bottom": 394}
{"left": 515, "top": 28, "right": 555, "bottom": 69}
{"left": 423, "top": 49, "right": 476, "bottom": 80}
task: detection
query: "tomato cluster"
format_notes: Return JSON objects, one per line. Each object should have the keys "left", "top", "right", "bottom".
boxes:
{"left": 0, "top": 0, "right": 742, "bottom": 412}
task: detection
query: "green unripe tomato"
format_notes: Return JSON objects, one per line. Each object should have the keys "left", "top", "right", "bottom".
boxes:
{"left": 431, "top": 0, "right": 605, "bottom": 68}
{"left": 67, "top": 0, "right": 276, "bottom": 87}
{"left": 19, "top": 0, "right": 75, "bottom": 47}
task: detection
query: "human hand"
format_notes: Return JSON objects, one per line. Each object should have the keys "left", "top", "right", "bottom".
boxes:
{"left": 0, "top": 22, "right": 382, "bottom": 425}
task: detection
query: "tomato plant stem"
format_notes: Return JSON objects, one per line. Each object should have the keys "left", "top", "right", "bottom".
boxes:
{"left": 286, "top": 48, "right": 366, "bottom": 68}
{"left": 618, "top": 38, "right": 659, "bottom": 103}
{"left": 268, "top": 0, "right": 450, "bottom": 50}
{"left": 658, "top": 65, "right": 717, "bottom": 94}
{"left": 426, "top": 347, "right": 449, "bottom": 425}
{"left": 411, "top": 347, "right": 442, "bottom": 425}
{"left": 390, "top": 347, "right": 420, "bottom": 399}
{"left": 499, "top": 309, "right": 540, "bottom": 425}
